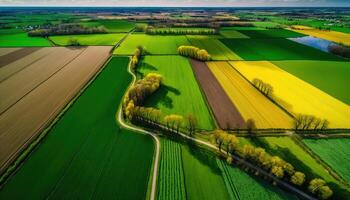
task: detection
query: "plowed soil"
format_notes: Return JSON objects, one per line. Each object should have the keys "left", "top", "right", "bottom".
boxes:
{"left": 0, "top": 48, "right": 41, "bottom": 68}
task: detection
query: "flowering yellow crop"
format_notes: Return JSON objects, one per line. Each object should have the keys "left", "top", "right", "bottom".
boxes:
{"left": 231, "top": 61, "right": 350, "bottom": 128}
{"left": 207, "top": 62, "right": 293, "bottom": 129}
{"left": 289, "top": 25, "right": 350, "bottom": 46}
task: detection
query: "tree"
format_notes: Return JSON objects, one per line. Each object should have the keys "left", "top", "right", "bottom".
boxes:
{"left": 246, "top": 119, "right": 256, "bottom": 136}
{"left": 271, "top": 166, "right": 284, "bottom": 179}
{"left": 213, "top": 130, "right": 225, "bottom": 151}
{"left": 67, "top": 37, "right": 80, "bottom": 46}
{"left": 318, "top": 186, "right": 333, "bottom": 200}
{"left": 228, "top": 135, "right": 239, "bottom": 154}
{"left": 290, "top": 171, "right": 305, "bottom": 186}
{"left": 308, "top": 178, "right": 333, "bottom": 199}
{"left": 164, "top": 114, "right": 183, "bottom": 133}
{"left": 186, "top": 114, "right": 197, "bottom": 136}
{"left": 283, "top": 163, "right": 295, "bottom": 177}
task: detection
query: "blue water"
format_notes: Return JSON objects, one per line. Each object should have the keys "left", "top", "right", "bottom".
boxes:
{"left": 289, "top": 36, "right": 337, "bottom": 52}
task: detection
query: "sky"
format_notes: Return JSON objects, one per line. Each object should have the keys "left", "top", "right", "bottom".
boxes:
{"left": 0, "top": 0, "right": 349, "bottom": 7}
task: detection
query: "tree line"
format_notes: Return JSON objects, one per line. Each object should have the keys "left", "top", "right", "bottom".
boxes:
{"left": 293, "top": 114, "right": 329, "bottom": 132}
{"left": 252, "top": 78, "right": 274, "bottom": 97}
{"left": 28, "top": 24, "right": 107, "bottom": 37}
{"left": 213, "top": 130, "right": 333, "bottom": 199}
{"left": 130, "top": 46, "right": 143, "bottom": 72}
{"left": 328, "top": 44, "right": 350, "bottom": 59}
{"left": 145, "top": 27, "right": 218, "bottom": 35}
{"left": 178, "top": 45, "right": 211, "bottom": 61}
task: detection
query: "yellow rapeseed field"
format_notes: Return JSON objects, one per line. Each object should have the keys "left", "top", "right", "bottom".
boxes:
{"left": 207, "top": 62, "right": 293, "bottom": 129}
{"left": 231, "top": 61, "right": 350, "bottom": 128}
{"left": 289, "top": 25, "right": 350, "bottom": 45}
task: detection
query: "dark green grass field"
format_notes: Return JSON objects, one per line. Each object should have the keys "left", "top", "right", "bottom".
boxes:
{"left": 0, "top": 57, "right": 154, "bottom": 199}
{"left": 220, "top": 38, "right": 343, "bottom": 61}
{"left": 138, "top": 56, "right": 215, "bottom": 130}
{"left": 272, "top": 60, "right": 350, "bottom": 105}
{"left": 303, "top": 139, "right": 350, "bottom": 184}
{"left": 237, "top": 29, "right": 305, "bottom": 38}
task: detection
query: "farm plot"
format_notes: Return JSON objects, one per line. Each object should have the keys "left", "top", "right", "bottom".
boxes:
{"left": 231, "top": 61, "right": 350, "bottom": 128}
{"left": 158, "top": 139, "right": 186, "bottom": 200}
{"left": 190, "top": 59, "right": 245, "bottom": 129}
{"left": 0, "top": 48, "right": 20, "bottom": 56}
{"left": 81, "top": 20, "right": 135, "bottom": 32}
{"left": 272, "top": 60, "right": 350, "bottom": 105}
{"left": 139, "top": 56, "right": 215, "bottom": 130}
{"left": 303, "top": 138, "right": 350, "bottom": 184}
{"left": 290, "top": 25, "right": 350, "bottom": 45}
{"left": 0, "top": 47, "right": 41, "bottom": 68}
{"left": 0, "top": 32, "right": 51, "bottom": 47}
{"left": 0, "top": 46, "right": 112, "bottom": 174}
{"left": 114, "top": 34, "right": 191, "bottom": 55}
{"left": 220, "top": 29, "right": 249, "bottom": 38}
{"left": 49, "top": 33, "right": 125, "bottom": 46}
{"left": 182, "top": 145, "right": 230, "bottom": 200}
{"left": 217, "top": 159, "right": 296, "bottom": 200}
{"left": 220, "top": 38, "right": 342, "bottom": 61}
{"left": 187, "top": 35, "right": 242, "bottom": 60}
{"left": 0, "top": 57, "right": 154, "bottom": 199}
{"left": 0, "top": 47, "right": 84, "bottom": 114}
{"left": 207, "top": 61, "right": 293, "bottom": 129}
{"left": 237, "top": 29, "right": 305, "bottom": 38}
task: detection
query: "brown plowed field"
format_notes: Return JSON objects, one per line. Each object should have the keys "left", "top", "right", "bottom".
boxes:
{"left": 0, "top": 48, "right": 56, "bottom": 82}
{"left": 0, "top": 46, "right": 112, "bottom": 173}
{"left": 0, "top": 48, "right": 41, "bottom": 68}
{"left": 0, "top": 48, "right": 20, "bottom": 57}
{"left": 190, "top": 59, "right": 245, "bottom": 129}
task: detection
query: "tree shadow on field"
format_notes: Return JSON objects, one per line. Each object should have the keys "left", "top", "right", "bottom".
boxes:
{"left": 144, "top": 85, "right": 181, "bottom": 109}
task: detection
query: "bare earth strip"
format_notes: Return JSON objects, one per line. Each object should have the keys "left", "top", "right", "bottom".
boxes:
{"left": 0, "top": 48, "right": 41, "bottom": 68}
{"left": 207, "top": 61, "right": 293, "bottom": 129}
{"left": 0, "top": 47, "right": 84, "bottom": 114}
{"left": 0, "top": 48, "right": 20, "bottom": 57}
{"left": 0, "top": 46, "right": 112, "bottom": 174}
{"left": 0, "top": 48, "right": 56, "bottom": 82}
{"left": 190, "top": 59, "right": 245, "bottom": 129}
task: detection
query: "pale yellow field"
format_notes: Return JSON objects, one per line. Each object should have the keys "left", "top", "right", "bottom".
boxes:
{"left": 230, "top": 61, "right": 350, "bottom": 128}
{"left": 289, "top": 25, "right": 350, "bottom": 46}
{"left": 207, "top": 62, "right": 293, "bottom": 129}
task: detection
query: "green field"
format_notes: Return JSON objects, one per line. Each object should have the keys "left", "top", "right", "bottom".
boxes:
{"left": 49, "top": 33, "right": 125, "bottom": 46}
{"left": 272, "top": 60, "right": 350, "bottom": 105}
{"left": 114, "top": 34, "right": 190, "bottom": 55}
{"left": 220, "top": 38, "right": 342, "bottom": 61}
{"left": 304, "top": 139, "right": 350, "bottom": 184}
{"left": 237, "top": 29, "right": 305, "bottom": 38}
{"left": 139, "top": 56, "right": 215, "bottom": 130}
{"left": 80, "top": 20, "right": 135, "bottom": 32}
{"left": 0, "top": 57, "right": 154, "bottom": 199}
{"left": 182, "top": 144, "right": 230, "bottom": 200}
{"left": 187, "top": 35, "right": 242, "bottom": 60}
{"left": 221, "top": 26, "right": 266, "bottom": 31}
{"left": 252, "top": 21, "right": 283, "bottom": 28}
{"left": 157, "top": 139, "right": 186, "bottom": 200}
{"left": 217, "top": 159, "right": 296, "bottom": 200}
{"left": 0, "top": 32, "right": 51, "bottom": 47}
{"left": 220, "top": 29, "right": 249, "bottom": 38}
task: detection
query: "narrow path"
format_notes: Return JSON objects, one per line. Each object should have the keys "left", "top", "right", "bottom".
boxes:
{"left": 117, "top": 62, "right": 160, "bottom": 200}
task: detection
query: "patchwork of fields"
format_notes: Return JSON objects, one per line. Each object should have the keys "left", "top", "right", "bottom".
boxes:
{"left": 0, "top": 46, "right": 112, "bottom": 174}
{"left": 0, "top": 57, "right": 155, "bottom": 199}
{"left": 231, "top": 61, "right": 350, "bottom": 128}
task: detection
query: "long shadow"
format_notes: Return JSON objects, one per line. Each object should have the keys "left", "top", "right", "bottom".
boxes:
{"left": 144, "top": 85, "right": 181, "bottom": 109}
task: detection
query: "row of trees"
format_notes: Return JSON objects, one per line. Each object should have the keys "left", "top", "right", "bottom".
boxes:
{"left": 178, "top": 45, "right": 211, "bottom": 61}
{"left": 328, "top": 44, "right": 350, "bottom": 59}
{"left": 293, "top": 114, "right": 329, "bottom": 131}
{"left": 213, "top": 130, "right": 333, "bottom": 199}
{"left": 145, "top": 27, "right": 218, "bottom": 35}
{"left": 130, "top": 46, "right": 143, "bottom": 71}
{"left": 252, "top": 78, "right": 274, "bottom": 97}
{"left": 28, "top": 24, "right": 107, "bottom": 37}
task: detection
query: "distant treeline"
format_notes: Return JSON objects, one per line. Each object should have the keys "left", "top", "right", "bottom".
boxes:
{"left": 328, "top": 45, "right": 350, "bottom": 59}
{"left": 28, "top": 24, "right": 107, "bottom": 37}
{"left": 145, "top": 27, "right": 218, "bottom": 35}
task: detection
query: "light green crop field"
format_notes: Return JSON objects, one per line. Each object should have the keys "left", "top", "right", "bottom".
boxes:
{"left": 0, "top": 32, "right": 51, "bottom": 47}
{"left": 304, "top": 139, "right": 350, "bottom": 184}
{"left": 114, "top": 34, "right": 191, "bottom": 55}
{"left": 187, "top": 35, "right": 242, "bottom": 60}
{"left": 220, "top": 30, "right": 250, "bottom": 38}
{"left": 81, "top": 20, "right": 135, "bottom": 32}
{"left": 252, "top": 21, "right": 282, "bottom": 28}
{"left": 139, "top": 56, "right": 215, "bottom": 130}
{"left": 221, "top": 26, "right": 266, "bottom": 31}
{"left": 49, "top": 33, "right": 125, "bottom": 46}
{"left": 217, "top": 159, "right": 296, "bottom": 200}
{"left": 0, "top": 57, "right": 154, "bottom": 199}
{"left": 272, "top": 60, "right": 350, "bottom": 105}
{"left": 182, "top": 145, "right": 230, "bottom": 200}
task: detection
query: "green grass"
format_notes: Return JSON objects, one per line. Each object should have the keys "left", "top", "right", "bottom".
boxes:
{"left": 220, "top": 30, "right": 250, "bottom": 38}
{"left": 304, "top": 139, "right": 350, "bottom": 184}
{"left": 217, "top": 159, "right": 296, "bottom": 200}
{"left": 81, "top": 20, "right": 135, "bottom": 32}
{"left": 252, "top": 21, "right": 282, "bottom": 28}
{"left": 0, "top": 32, "right": 51, "bottom": 47}
{"left": 114, "top": 34, "right": 191, "bottom": 55}
{"left": 49, "top": 33, "right": 125, "bottom": 46}
{"left": 157, "top": 139, "right": 186, "bottom": 200}
{"left": 182, "top": 144, "right": 230, "bottom": 200}
{"left": 139, "top": 56, "right": 215, "bottom": 130}
{"left": 272, "top": 60, "right": 350, "bottom": 105}
{"left": 220, "top": 38, "right": 343, "bottom": 61}
{"left": 237, "top": 29, "right": 305, "bottom": 38}
{"left": 187, "top": 35, "right": 242, "bottom": 60}
{"left": 221, "top": 26, "right": 266, "bottom": 31}
{"left": 0, "top": 57, "right": 154, "bottom": 199}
